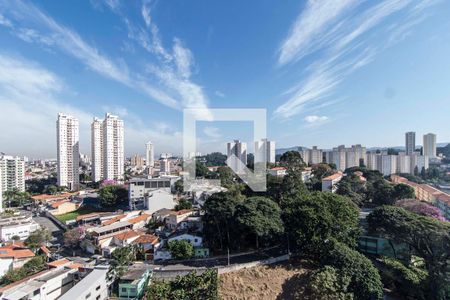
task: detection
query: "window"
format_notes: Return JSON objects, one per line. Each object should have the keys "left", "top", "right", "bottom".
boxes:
{"left": 121, "top": 288, "right": 127, "bottom": 293}
{"left": 96, "top": 285, "right": 101, "bottom": 291}
{"left": 85, "top": 293, "right": 91, "bottom": 299}
{"left": 96, "top": 296, "right": 100, "bottom": 300}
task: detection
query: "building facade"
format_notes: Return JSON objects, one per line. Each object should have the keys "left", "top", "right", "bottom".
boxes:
{"left": 56, "top": 113, "right": 79, "bottom": 191}
{"left": 227, "top": 140, "right": 247, "bottom": 173}
{"left": 405, "top": 131, "right": 416, "bottom": 155}
{"left": 91, "top": 113, "right": 124, "bottom": 181}
{"left": 146, "top": 141, "right": 154, "bottom": 167}
{"left": 254, "top": 139, "right": 276, "bottom": 164}
{"left": 423, "top": 133, "right": 437, "bottom": 158}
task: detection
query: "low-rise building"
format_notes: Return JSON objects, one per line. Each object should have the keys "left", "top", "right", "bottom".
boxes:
{"left": 321, "top": 172, "right": 344, "bottom": 193}
{"left": 166, "top": 210, "right": 194, "bottom": 230}
{"left": 128, "top": 176, "right": 179, "bottom": 211}
{"left": 0, "top": 244, "right": 35, "bottom": 277}
{"left": 0, "top": 212, "right": 40, "bottom": 241}
{"left": 0, "top": 267, "right": 77, "bottom": 300}
{"left": 59, "top": 266, "right": 110, "bottom": 300}
{"left": 48, "top": 200, "right": 78, "bottom": 215}
{"left": 118, "top": 264, "right": 152, "bottom": 300}
{"left": 268, "top": 167, "right": 287, "bottom": 177}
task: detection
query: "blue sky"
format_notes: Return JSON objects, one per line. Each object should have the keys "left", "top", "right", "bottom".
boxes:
{"left": 0, "top": 0, "right": 449, "bottom": 158}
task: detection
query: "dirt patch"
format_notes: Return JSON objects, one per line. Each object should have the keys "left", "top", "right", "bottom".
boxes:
{"left": 219, "top": 261, "right": 315, "bottom": 300}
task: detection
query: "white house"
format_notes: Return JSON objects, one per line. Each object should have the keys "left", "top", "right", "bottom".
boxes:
{"left": 168, "top": 233, "right": 203, "bottom": 248}
{"left": 0, "top": 244, "right": 35, "bottom": 277}
{"left": 0, "top": 213, "right": 40, "bottom": 241}
{"left": 268, "top": 167, "right": 287, "bottom": 177}
{"left": 321, "top": 172, "right": 344, "bottom": 193}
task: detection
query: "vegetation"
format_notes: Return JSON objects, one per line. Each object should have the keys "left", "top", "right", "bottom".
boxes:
{"left": 379, "top": 256, "right": 428, "bottom": 300}
{"left": 63, "top": 227, "right": 85, "bottom": 255}
{"left": 98, "top": 185, "right": 128, "bottom": 207}
{"left": 55, "top": 205, "right": 98, "bottom": 222}
{"left": 199, "top": 152, "right": 227, "bottom": 167}
{"left": 336, "top": 167, "right": 414, "bottom": 206}
{"left": 174, "top": 199, "right": 192, "bottom": 211}
{"left": 307, "top": 266, "right": 353, "bottom": 300}
{"left": 203, "top": 192, "right": 283, "bottom": 251}
{"left": 168, "top": 240, "right": 194, "bottom": 260}
{"left": 396, "top": 199, "right": 446, "bottom": 221}
{"left": 26, "top": 177, "right": 57, "bottom": 194}
{"left": 109, "top": 245, "right": 136, "bottom": 277}
{"left": 24, "top": 228, "right": 51, "bottom": 249}
{"left": 282, "top": 192, "right": 361, "bottom": 254}
{"left": 368, "top": 206, "right": 450, "bottom": 299}
{"left": 0, "top": 256, "right": 46, "bottom": 285}
{"left": 147, "top": 269, "right": 218, "bottom": 300}
{"left": 321, "top": 241, "right": 383, "bottom": 300}
{"left": 3, "top": 188, "right": 30, "bottom": 207}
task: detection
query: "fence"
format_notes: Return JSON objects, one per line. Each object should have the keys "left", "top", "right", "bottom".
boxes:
{"left": 217, "top": 254, "right": 290, "bottom": 274}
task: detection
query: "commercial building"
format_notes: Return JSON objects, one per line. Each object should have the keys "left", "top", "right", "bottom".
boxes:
{"left": 423, "top": 133, "right": 437, "bottom": 158}
{"left": 405, "top": 131, "right": 415, "bottom": 155}
{"left": 254, "top": 139, "right": 276, "bottom": 164}
{"left": 131, "top": 155, "right": 145, "bottom": 168}
{"left": 227, "top": 140, "right": 247, "bottom": 174}
{"left": 128, "top": 176, "right": 178, "bottom": 211}
{"left": 56, "top": 113, "right": 80, "bottom": 191}
{"left": 91, "top": 113, "right": 124, "bottom": 181}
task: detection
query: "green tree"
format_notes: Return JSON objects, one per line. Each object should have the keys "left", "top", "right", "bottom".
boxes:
{"left": 235, "top": 196, "right": 283, "bottom": 249}
{"left": 278, "top": 151, "right": 308, "bottom": 202}
{"left": 25, "top": 228, "right": 51, "bottom": 249}
{"left": 196, "top": 160, "right": 210, "bottom": 178}
{"left": 321, "top": 241, "right": 383, "bottom": 300}
{"left": 98, "top": 185, "right": 128, "bottom": 207}
{"left": 307, "top": 266, "right": 354, "bottom": 300}
{"left": 392, "top": 183, "right": 414, "bottom": 200}
{"left": 168, "top": 240, "right": 194, "bottom": 260}
{"left": 174, "top": 199, "right": 192, "bottom": 211}
{"left": 174, "top": 179, "right": 184, "bottom": 195}
{"left": 367, "top": 206, "right": 450, "bottom": 299}
{"left": 146, "top": 269, "right": 218, "bottom": 300}
{"left": 109, "top": 245, "right": 136, "bottom": 277}
{"left": 203, "top": 192, "right": 242, "bottom": 251}
{"left": 336, "top": 174, "right": 367, "bottom": 206}
{"left": 217, "top": 166, "right": 235, "bottom": 188}
{"left": 282, "top": 192, "right": 361, "bottom": 255}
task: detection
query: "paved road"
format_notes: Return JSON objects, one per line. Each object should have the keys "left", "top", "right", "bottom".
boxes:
{"left": 33, "top": 215, "right": 64, "bottom": 245}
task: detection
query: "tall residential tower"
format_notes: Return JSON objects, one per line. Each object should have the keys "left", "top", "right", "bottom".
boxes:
{"left": 146, "top": 141, "right": 154, "bottom": 167}
{"left": 423, "top": 133, "right": 437, "bottom": 158}
{"left": 227, "top": 140, "right": 247, "bottom": 173}
{"left": 254, "top": 139, "right": 276, "bottom": 164}
{"left": 91, "top": 113, "right": 124, "bottom": 181}
{"left": 56, "top": 113, "right": 79, "bottom": 191}
{"left": 405, "top": 131, "right": 416, "bottom": 155}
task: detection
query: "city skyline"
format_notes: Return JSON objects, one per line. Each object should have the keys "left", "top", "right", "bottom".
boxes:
{"left": 1, "top": 1, "right": 450, "bottom": 158}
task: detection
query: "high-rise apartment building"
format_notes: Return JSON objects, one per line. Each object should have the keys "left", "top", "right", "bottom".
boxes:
{"left": 0, "top": 155, "right": 25, "bottom": 212}
{"left": 396, "top": 154, "right": 411, "bottom": 174}
{"left": 91, "top": 118, "right": 103, "bottom": 182}
{"left": 56, "top": 113, "right": 79, "bottom": 191}
{"left": 91, "top": 113, "right": 124, "bottom": 181}
{"left": 227, "top": 140, "right": 247, "bottom": 173}
{"left": 423, "top": 133, "right": 437, "bottom": 158}
{"left": 254, "top": 139, "right": 276, "bottom": 164}
{"left": 405, "top": 132, "right": 416, "bottom": 155}
{"left": 146, "top": 141, "right": 154, "bottom": 167}
{"left": 131, "top": 155, "right": 145, "bottom": 168}
{"left": 381, "top": 155, "right": 397, "bottom": 176}
{"left": 324, "top": 145, "right": 366, "bottom": 171}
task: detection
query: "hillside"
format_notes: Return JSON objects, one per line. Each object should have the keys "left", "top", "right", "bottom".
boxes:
{"left": 219, "top": 262, "right": 314, "bottom": 300}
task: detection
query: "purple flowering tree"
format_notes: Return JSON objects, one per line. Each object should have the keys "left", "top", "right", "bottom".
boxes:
{"left": 396, "top": 199, "right": 446, "bottom": 221}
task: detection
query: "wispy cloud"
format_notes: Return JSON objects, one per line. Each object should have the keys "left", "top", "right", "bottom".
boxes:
{"left": 214, "top": 90, "right": 225, "bottom": 98}
{"left": 275, "top": 0, "right": 441, "bottom": 120}
{"left": 304, "top": 115, "right": 328, "bottom": 124}
{"left": 203, "top": 126, "right": 221, "bottom": 139}
{"left": 0, "top": 0, "right": 205, "bottom": 111}
{"left": 0, "top": 53, "right": 182, "bottom": 157}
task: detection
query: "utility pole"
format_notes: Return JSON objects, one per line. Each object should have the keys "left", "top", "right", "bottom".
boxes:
{"left": 227, "top": 247, "right": 230, "bottom": 266}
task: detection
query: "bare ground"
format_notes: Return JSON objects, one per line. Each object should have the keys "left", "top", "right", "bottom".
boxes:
{"left": 219, "top": 261, "right": 315, "bottom": 300}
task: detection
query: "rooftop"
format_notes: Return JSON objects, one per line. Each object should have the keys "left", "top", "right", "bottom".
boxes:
{"left": 90, "top": 221, "right": 132, "bottom": 235}
{"left": 120, "top": 264, "right": 150, "bottom": 282}
{"left": 0, "top": 246, "right": 35, "bottom": 259}
{"left": 168, "top": 209, "right": 193, "bottom": 216}
{"left": 113, "top": 230, "right": 140, "bottom": 241}
{"left": 132, "top": 234, "right": 159, "bottom": 245}
{"left": 323, "top": 172, "right": 344, "bottom": 181}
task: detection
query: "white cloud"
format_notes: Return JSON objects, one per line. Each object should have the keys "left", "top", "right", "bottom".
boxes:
{"left": 0, "top": 54, "right": 182, "bottom": 157}
{"left": 0, "top": 13, "right": 12, "bottom": 27}
{"left": 275, "top": 0, "right": 441, "bottom": 119}
{"left": 278, "top": 0, "right": 358, "bottom": 65}
{"left": 304, "top": 115, "right": 328, "bottom": 124}
{"left": 203, "top": 126, "right": 221, "bottom": 139}
{"left": 214, "top": 90, "right": 225, "bottom": 98}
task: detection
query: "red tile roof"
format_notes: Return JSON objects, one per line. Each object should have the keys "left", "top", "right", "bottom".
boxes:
{"left": 128, "top": 214, "right": 150, "bottom": 224}
{"left": 102, "top": 214, "right": 126, "bottom": 226}
{"left": 0, "top": 246, "right": 35, "bottom": 259}
{"left": 169, "top": 209, "right": 193, "bottom": 216}
{"left": 47, "top": 258, "right": 70, "bottom": 267}
{"left": 132, "top": 234, "right": 159, "bottom": 245}
{"left": 113, "top": 230, "right": 140, "bottom": 241}
{"left": 270, "top": 167, "right": 287, "bottom": 171}
{"left": 323, "top": 172, "right": 343, "bottom": 181}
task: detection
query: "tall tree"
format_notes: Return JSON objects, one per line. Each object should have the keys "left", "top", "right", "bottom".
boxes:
{"left": 368, "top": 206, "right": 450, "bottom": 300}
{"left": 235, "top": 197, "right": 283, "bottom": 248}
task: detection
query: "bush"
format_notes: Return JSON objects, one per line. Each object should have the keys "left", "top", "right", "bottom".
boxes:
{"left": 380, "top": 257, "right": 428, "bottom": 300}
{"left": 168, "top": 240, "right": 194, "bottom": 260}
{"left": 321, "top": 241, "right": 383, "bottom": 300}
{"left": 308, "top": 266, "right": 354, "bottom": 300}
